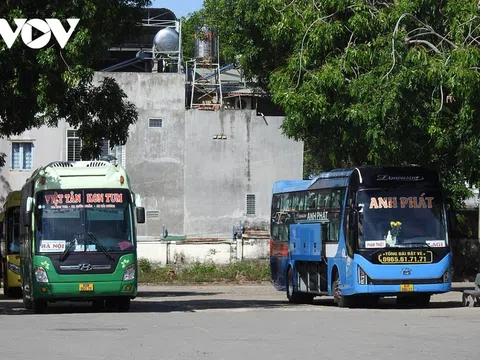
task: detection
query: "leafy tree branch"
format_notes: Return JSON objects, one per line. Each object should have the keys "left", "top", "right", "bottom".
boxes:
{"left": 0, "top": 0, "right": 151, "bottom": 165}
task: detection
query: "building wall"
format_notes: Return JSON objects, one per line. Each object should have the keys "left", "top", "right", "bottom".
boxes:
{"left": 93, "top": 72, "right": 186, "bottom": 238}
{"left": 183, "top": 110, "right": 303, "bottom": 238}
{"left": 0, "top": 121, "right": 68, "bottom": 202}
{"left": 0, "top": 72, "right": 303, "bottom": 242}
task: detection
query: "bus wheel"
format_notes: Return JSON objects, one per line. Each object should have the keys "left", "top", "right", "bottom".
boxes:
{"left": 33, "top": 300, "right": 46, "bottom": 314}
{"left": 3, "top": 283, "right": 11, "bottom": 297}
{"left": 333, "top": 273, "right": 352, "bottom": 308}
{"left": 6, "top": 286, "right": 22, "bottom": 299}
{"left": 286, "top": 267, "right": 313, "bottom": 304}
{"left": 92, "top": 300, "right": 105, "bottom": 311}
{"left": 116, "top": 298, "right": 131, "bottom": 312}
{"left": 413, "top": 294, "right": 431, "bottom": 308}
{"left": 23, "top": 295, "right": 33, "bottom": 310}
{"left": 105, "top": 299, "right": 116, "bottom": 310}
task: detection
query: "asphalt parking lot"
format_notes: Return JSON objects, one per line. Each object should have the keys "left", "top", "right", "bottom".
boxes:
{"left": 0, "top": 283, "right": 477, "bottom": 360}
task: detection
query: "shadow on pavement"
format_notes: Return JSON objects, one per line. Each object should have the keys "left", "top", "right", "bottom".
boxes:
{"left": 0, "top": 292, "right": 467, "bottom": 315}
{"left": 0, "top": 299, "right": 290, "bottom": 315}
{"left": 313, "top": 296, "right": 464, "bottom": 310}
{"left": 137, "top": 290, "right": 222, "bottom": 298}
{"left": 451, "top": 285, "right": 475, "bottom": 293}
{"left": 129, "top": 299, "right": 290, "bottom": 313}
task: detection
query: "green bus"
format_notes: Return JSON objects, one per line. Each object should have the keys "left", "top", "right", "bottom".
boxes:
{"left": 19, "top": 160, "right": 145, "bottom": 314}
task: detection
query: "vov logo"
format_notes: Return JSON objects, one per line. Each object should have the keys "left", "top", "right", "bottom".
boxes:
{"left": 0, "top": 18, "right": 80, "bottom": 49}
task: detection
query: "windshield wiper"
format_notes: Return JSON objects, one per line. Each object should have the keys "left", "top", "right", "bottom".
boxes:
{"left": 58, "top": 235, "right": 78, "bottom": 262}
{"left": 87, "top": 232, "right": 115, "bottom": 261}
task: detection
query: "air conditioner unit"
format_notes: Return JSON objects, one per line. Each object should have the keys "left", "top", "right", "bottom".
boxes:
{"left": 234, "top": 97, "right": 252, "bottom": 110}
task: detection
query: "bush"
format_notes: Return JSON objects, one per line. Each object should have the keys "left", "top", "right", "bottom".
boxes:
{"left": 138, "top": 258, "right": 153, "bottom": 273}
{"left": 137, "top": 260, "right": 270, "bottom": 284}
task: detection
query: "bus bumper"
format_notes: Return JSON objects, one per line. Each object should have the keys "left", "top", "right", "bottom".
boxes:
{"left": 344, "top": 253, "right": 452, "bottom": 297}
{"left": 352, "top": 282, "right": 451, "bottom": 296}
{"left": 33, "top": 280, "right": 137, "bottom": 300}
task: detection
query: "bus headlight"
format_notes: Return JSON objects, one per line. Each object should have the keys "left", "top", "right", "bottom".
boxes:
{"left": 123, "top": 264, "right": 135, "bottom": 281}
{"left": 35, "top": 266, "right": 49, "bottom": 283}
{"left": 358, "top": 266, "right": 368, "bottom": 285}
{"left": 8, "top": 262, "right": 20, "bottom": 275}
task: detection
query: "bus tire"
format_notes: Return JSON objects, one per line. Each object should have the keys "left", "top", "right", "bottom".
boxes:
{"left": 332, "top": 270, "right": 352, "bottom": 308}
{"left": 92, "top": 300, "right": 105, "bottom": 311}
{"left": 33, "top": 300, "right": 46, "bottom": 314}
{"left": 414, "top": 294, "right": 431, "bottom": 308}
{"left": 105, "top": 299, "right": 116, "bottom": 310}
{"left": 23, "top": 295, "right": 33, "bottom": 310}
{"left": 5, "top": 286, "right": 22, "bottom": 299}
{"left": 116, "top": 298, "right": 131, "bottom": 312}
{"left": 286, "top": 267, "right": 314, "bottom": 304}
{"left": 3, "top": 281, "right": 11, "bottom": 298}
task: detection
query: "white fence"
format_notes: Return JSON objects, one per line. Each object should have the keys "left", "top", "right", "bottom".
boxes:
{"left": 137, "top": 236, "right": 270, "bottom": 265}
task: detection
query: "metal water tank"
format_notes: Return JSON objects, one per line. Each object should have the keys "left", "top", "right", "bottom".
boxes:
{"left": 194, "top": 26, "right": 218, "bottom": 60}
{"left": 153, "top": 27, "right": 179, "bottom": 52}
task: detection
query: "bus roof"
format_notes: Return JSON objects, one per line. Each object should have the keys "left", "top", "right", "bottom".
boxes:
{"left": 272, "top": 180, "right": 313, "bottom": 194}
{"left": 273, "top": 166, "right": 440, "bottom": 194}
{"left": 24, "top": 161, "right": 133, "bottom": 192}
{"left": 273, "top": 168, "right": 356, "bottom": 194}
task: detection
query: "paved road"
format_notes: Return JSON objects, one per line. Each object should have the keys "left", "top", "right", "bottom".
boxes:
{"left": 0, "top": 284, "right": 477, "bottom": 360}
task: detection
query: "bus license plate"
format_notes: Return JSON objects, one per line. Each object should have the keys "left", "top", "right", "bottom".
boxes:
{"left": 400, "top": 284, "right": 413, "bottom": 292}
{"left": 79, "top": 284, "right": 94, "bottom": 292}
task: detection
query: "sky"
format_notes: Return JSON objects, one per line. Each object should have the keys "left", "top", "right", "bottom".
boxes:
{"left": 150, "top": 0, "right": 204, "bottom": 18}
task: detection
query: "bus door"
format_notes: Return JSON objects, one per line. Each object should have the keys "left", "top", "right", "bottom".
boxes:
{"left": 270, "top": 192, "right": 292, "bottom": 290}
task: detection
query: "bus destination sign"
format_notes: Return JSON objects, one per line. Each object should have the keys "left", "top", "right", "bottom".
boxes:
{"left": 43, "top": 191, "right": 125, "bottom": 209}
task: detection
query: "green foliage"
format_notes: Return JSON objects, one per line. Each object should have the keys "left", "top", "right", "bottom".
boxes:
{"left": 199, "top": 0, "right": 480, "bottom": 208}
{"left": 138, "top": 257, "right": 153, "bottom": 273}
{"left": 180, "top": 9, "right": 207, "bottom": 61}
{"left": 138, "top": 259, "right": 270, "bottom": 284}
{"left": 0, "top": 0, "right": 151, "bottom": 163}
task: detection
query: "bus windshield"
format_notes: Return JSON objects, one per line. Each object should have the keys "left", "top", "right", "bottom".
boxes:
{"left": 35, "top": 189, "right": 134, "bottom": 254}
{"left": 7, "top": 207, "right": 20, "bottom": 254}
{"left": 356, "top": 188, "right": 447, "bottom": 249}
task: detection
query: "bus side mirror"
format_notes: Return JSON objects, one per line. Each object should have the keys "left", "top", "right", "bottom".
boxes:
{"left": 136, "top": 207, "right": 145, "bottom": 224}
{"left": 24, "top": 197, "right": 33, "bottom": 227}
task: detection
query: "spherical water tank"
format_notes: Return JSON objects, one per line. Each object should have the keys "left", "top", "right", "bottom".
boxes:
{"left": 194, "top": 26, "right": 218, "bottom": 60}
{"left": 153, "top": 28, "right": 179, "bottom": 52}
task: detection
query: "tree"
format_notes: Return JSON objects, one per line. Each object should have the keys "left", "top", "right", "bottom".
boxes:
{"left": 0, "top": 0, "right": 151, "bottom": 163}
{"left": 201, "top": 0, "right": 480, "bottom": 208}
{"left": 180, "top": 10, "right": 206, "bottom": 61}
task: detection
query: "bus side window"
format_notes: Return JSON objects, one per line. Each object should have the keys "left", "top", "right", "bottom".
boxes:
{"left": 307, "top": 191, "right": 317, "bottom": 210}
{"left": 297, "top": 194, "right": 306, "bottom": 211}
{"left": 292, "top": 193, "right": 300, "bottom": 211}
{"left": 283, "top": 193, "right": 292, "bottom": 210}
{"left": 332, "top": 189, "right": 342, "bottom": 209}
{"left": 327, "top": 213, "right": 341, "bottom": 243}
{"left": 321, "top": 223, "right": 329, "bottom": 244}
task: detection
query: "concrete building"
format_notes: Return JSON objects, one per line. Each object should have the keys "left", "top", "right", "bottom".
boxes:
{"left": 0, "top": 71, "right": 303, "bottom": 240}
{"left": 0, "top": 8, "right": 304, "bottom": 247}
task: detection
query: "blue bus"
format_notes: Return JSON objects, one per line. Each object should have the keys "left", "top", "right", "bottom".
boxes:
{"left": 270, "top": 166, "right": 452, "bottom": 307}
